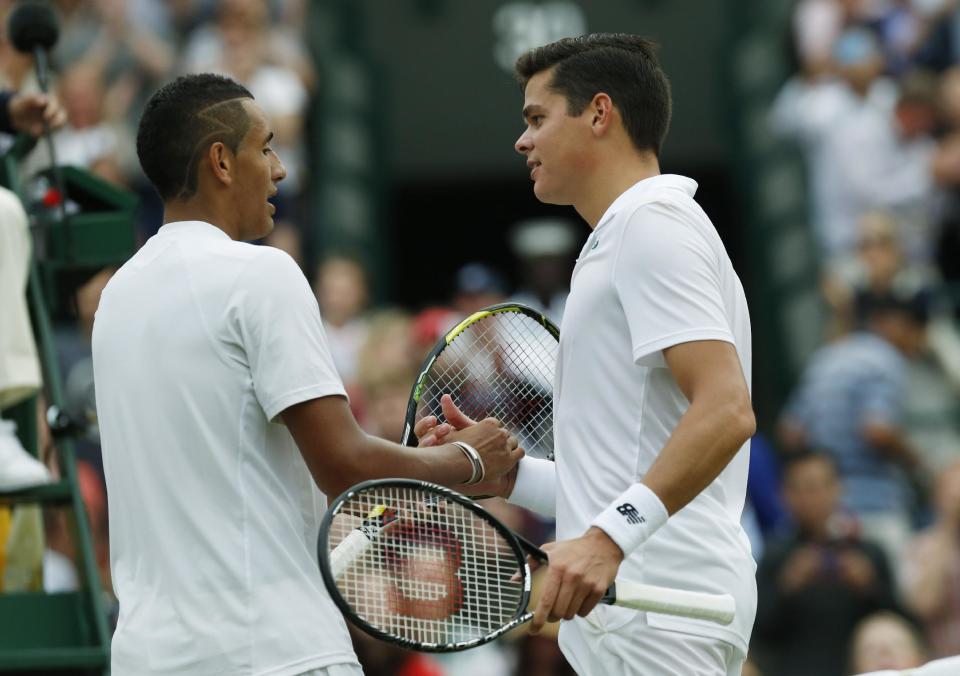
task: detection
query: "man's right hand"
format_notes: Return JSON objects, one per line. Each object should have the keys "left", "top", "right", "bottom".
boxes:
{"left": 417, "top": 394, "right": 523, "bottom": 489}
{"left": 449, "top": 418, "right": 521, "bottom": 482}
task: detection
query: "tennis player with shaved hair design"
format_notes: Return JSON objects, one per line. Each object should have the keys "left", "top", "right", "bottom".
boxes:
{"left": 426, "top": 34, "right": 756, "bottom": 675}
{"left": 92, "top": 74, "right": 521, "bottom": 676}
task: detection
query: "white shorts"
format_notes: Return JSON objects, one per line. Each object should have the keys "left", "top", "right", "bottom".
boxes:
{"left": 559, "top": 610, "right": 745, "bottom": 676}
{"left": 299, "top": 664, "right": 364, "bottom": 676}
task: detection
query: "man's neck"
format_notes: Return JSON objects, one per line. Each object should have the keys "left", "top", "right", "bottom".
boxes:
{"left": 163, "top": 198, "right": 238, "bottom": 240}
{"left": 574, "top": 154, "right": 661, "bottom": 228}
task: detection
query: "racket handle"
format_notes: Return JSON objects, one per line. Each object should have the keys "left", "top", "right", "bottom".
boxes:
{"left": 602, "top": 581, "right": 736, "bottom": 626}
{"left": 329, "top": 529, "right": 373, "bottom": 579}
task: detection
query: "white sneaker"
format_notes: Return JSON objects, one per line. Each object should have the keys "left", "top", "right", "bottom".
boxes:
{"left": 0, "top": 419, "right": 51, "bottom": 491}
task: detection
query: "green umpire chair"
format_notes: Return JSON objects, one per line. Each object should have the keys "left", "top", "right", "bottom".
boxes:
{"left": 0, "top": 137, "right": 135, "bottom": 674}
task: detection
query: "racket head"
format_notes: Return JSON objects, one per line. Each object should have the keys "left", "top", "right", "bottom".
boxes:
{"left": 318, "top": 479, "right": 535, "bottom": 652}
{"left": 401, "top": 303, "right": 559, "bottom": 461}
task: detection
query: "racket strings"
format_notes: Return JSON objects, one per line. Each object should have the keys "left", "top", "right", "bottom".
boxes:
{"left": 416, "top": 312, "right": 557, "bottom": 460}
{"left": 329, "top": 486, "right": 526, "bottom": 646}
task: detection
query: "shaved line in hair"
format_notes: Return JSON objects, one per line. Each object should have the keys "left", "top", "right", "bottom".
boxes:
{"left": 175, "top": 97, "right": 252, "bottom": 201}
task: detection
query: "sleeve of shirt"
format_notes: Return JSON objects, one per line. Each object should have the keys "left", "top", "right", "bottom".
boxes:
{"left": 235, "top": 248, "right": 346, "bottom": 422}
{"left": 612, "top": 201, "right": 734, "bottom": 367}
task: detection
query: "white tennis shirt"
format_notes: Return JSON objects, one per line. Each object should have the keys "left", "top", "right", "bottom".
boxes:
{"left": 554, "top": 175, "right": 756, "bottom": 654}
{"left": 93, "top": 221, "right": 359, "bottom": 675}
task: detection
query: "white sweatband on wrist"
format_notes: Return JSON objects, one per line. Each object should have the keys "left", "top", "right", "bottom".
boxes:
{"left": 451, "top": 441, "right": 484, "bottom": 485}
{"left": 591, "top": 483, "right": 668, "bottom": 557}
{"left": 507, "top": 456, "right": 556, "bottom": 517}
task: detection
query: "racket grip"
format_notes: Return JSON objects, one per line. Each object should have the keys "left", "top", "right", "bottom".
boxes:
{"left": 602, "top": 581, "right": 736, "bottom": 626}
{"left": 329, "top": 529, "right": 373, "bottom": 579}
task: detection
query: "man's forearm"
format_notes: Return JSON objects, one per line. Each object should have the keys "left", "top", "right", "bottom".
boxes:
{"left": 642, "top": 396, "right": 755, "bottom": 515}
{"left": 322, "top": 432, "right": 474, "bottom": 497}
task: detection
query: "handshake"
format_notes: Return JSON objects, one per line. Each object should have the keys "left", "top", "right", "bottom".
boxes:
{"left": 414, "top": 393, "right": 523, "bottom": 498}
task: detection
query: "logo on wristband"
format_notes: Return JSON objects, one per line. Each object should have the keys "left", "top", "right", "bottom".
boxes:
{"left": 616, "top": 503, "right": 645, "bottom": 525}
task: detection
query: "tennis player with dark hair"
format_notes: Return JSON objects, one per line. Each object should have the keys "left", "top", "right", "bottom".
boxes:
{"left": 428, "top": 34, "right": 756, "bottom": 674}
{"left": 92, "top": 73, "right": 521, "bottom": 676}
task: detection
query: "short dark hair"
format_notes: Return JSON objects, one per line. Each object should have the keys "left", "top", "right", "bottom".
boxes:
{"left": 136, "top": 74, "right": 254, "bottom": 201}
{"left": 781, "top": 449, "right": 838, "bottom": 479}
{"left": 515, "top": 33, "right": 673, "bottom": 156}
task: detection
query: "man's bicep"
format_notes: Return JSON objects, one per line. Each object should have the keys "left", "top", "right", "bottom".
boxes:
{"left": 662, "top": 339, "right": 749, "bottom": 404}
{"left": 281, "top": 394, "right": 362, "bottom": 493}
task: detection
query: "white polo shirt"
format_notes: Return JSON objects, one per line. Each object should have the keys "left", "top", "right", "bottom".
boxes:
{"left": 554, "top": 175, "right": 756, "bottom": 654}
{"left": 93, "top": 221, "right": 359, "bottom": 675}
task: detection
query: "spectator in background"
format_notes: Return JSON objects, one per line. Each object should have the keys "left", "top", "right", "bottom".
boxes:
{"left": 508, "top": 218, "right": 578, "bottom": 324}
{"left": 779, "top": 291, "right": 928, "bottom": 566}
{"left": 823, "top": 211, "right": 939, "bottom": 336}
{"left": 353, "top": 309, "right": 419, "bottom": 429}
{"left": 54, "top": 0, "right": 175, "bottom": 178}
{"left": 180, "top": 0, "right": 310, "bottom": 206}
{"left": 263, "top": 221, "right": 304, "bottom": 270}
{"left": 314, "top": 255, "right": 371, "bottom": 390}
{"left": 358, "top": 366, "right": 415, "bottom": 443}
{"left": 771, "top": 27, "right": 898, "bottom": 260}
{"left": 902, "top": 460, "right": 960, "bottom": 658}
{"left": 791, "top": 0, "right": 855, "bottom": 79}
{"left": 22, "top": 62, "right": 125, "bottom": 185}
{"left": 848, "top": 611, "right": 927, "bottom": 674}
{"left": 754, "top": 452, "right": 898, "bottom": 676}
{"left": 451, "top": 262, "right": 508, "bottom": 317}
{"left": 817, "top": 69, "right": 940, "bottom": 266}
{"left": 355, "top": 310, "right": 419, "bottom": 390}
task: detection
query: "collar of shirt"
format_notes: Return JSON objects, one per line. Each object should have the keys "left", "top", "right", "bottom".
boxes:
{"left": 593, "top": 173, "right": 698, "bottom": 231}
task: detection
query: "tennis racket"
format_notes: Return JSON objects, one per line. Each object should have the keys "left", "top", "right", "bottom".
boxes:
{"left": 401, "top": 303, "right": 559, "bottom": 461}
{"left": 318, "top": 479, "right": 736, "bottom": 652}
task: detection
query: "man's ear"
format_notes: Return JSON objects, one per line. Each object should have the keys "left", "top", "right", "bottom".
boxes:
{"left": 590, "top": 92, "right": 614, "bottom": 137}
{"left": 208, "top": 141, "right": 233, "bottom": 187}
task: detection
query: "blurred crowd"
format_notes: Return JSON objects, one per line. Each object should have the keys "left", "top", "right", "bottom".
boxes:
{"left": 753, "top": 0, "right": 960, "bottom": 674}
{"left": 3, "top": 0, "right": 960, "bottom": 675}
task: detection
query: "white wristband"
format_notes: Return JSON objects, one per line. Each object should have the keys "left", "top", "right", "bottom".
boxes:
{"left": 508, "top": 456, "right": 556, "bottom": 517}
{"left": 590, "top": 483, "right": 668, "bottom": 557}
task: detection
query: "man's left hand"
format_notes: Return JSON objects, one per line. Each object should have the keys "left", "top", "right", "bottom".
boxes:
{"left": 9, "top": 92, "right": 66, "bottom": 136}
{"left": 530, "top": 527, "right": 624, "bottom": 632}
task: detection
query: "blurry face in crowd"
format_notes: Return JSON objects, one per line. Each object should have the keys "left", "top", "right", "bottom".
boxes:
{"left": 857, "top": 214, "right": 902, "bottom": 288}
{"left": 60, "top": 64, "right": 105, "bottom": 129}
{"left": 783, "top": 456, "right": 840, "bottom": 534}
{"left": 365, "top": 379, "right": 410, "bottom": 442}
{"left": 230, "top": 100, "right": 285, "bottom": 240}
{"left": 515, "top": 67, "right": 596, "bottom": 206}
{"left": 850, "top": 614, "right": 925, "bottom": 673}
{"left": 314, "top": 258, "right": 369, "bottom": 327}
{"left": 838, "top": 55, "right": 884, "bottom": 94}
